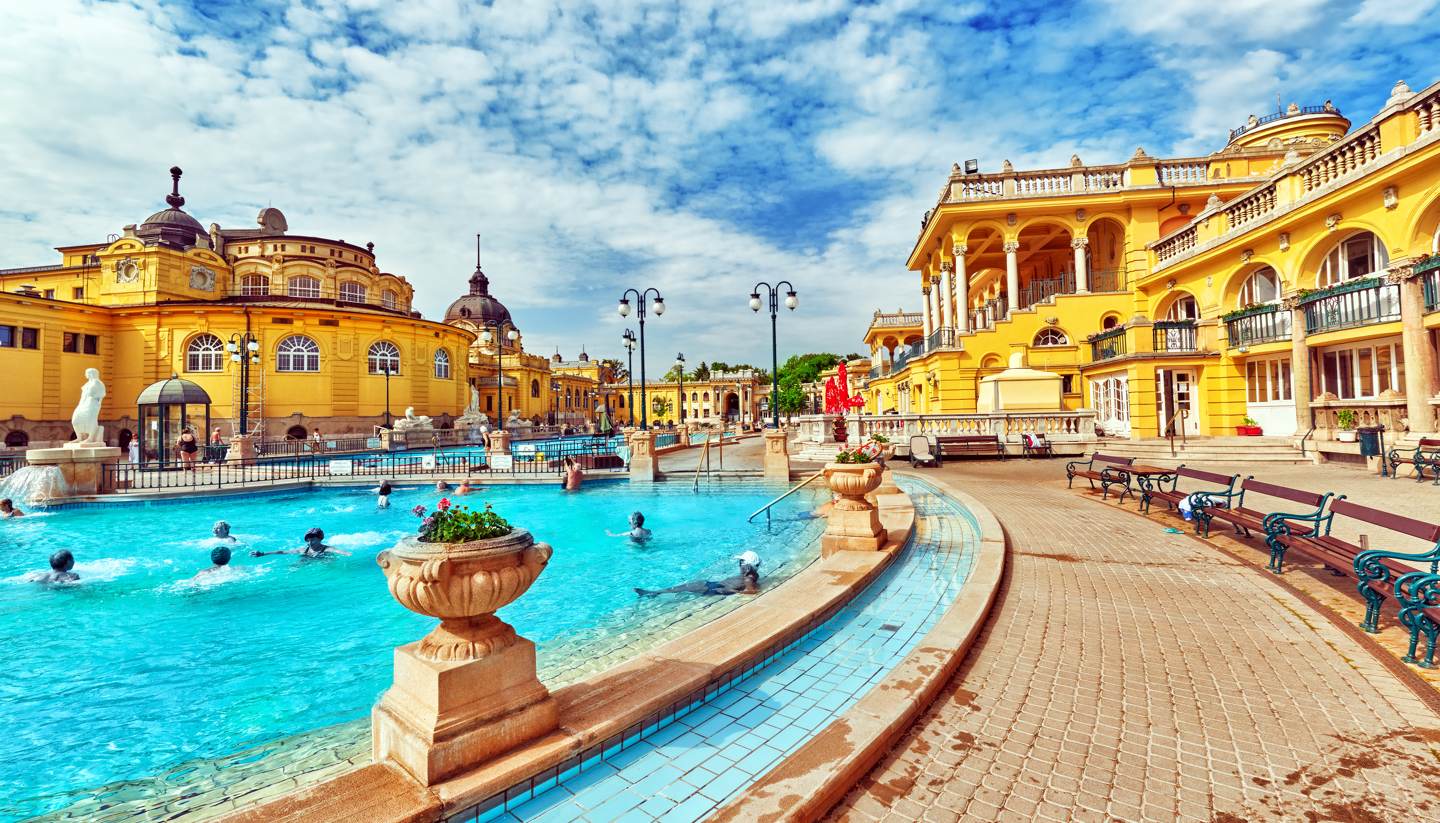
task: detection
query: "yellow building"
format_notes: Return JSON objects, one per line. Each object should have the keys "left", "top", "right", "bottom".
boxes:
{"left": 0, "top": 167, "right": 473, "bottom": 450}
{"left": 609, "top": 370, "right": 765, "bottom": 427}
{"left": 865, "top": 82, "right": 1440, "bottom": 451}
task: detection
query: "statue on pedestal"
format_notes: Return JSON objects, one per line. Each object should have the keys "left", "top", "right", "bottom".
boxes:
{"left": 68, "top": 368, "right": 106, "bottom": 447}
{"left": 506, "top": 410, "right": 533, "bottom": 429}
{"left": 393, "top": 407, "right": 434, "bottom": 432}
{"left": 455, "top": 385, "right": 489, "bottom": 430}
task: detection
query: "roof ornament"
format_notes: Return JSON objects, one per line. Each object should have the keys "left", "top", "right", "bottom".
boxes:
{"left": 1387, "top": 80, "right": 1415, "bottom": 107}
{"left": 166, "top": 166, "right": 185, "bottom": 210}
{"left": 1001, "top": 159, "right": 1014, "bottom": 173}
{"left": 1069, "top": 154, "right": 1082, "bottom": 167}
{"left": 469, "top": 232, "right": 490, "bottom": 295}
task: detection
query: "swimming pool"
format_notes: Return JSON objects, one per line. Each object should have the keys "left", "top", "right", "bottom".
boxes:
{"left": 0, "top": 480, "right": 828, "bottom": 821}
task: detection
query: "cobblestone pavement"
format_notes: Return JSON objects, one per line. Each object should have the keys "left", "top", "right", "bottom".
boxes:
{"left": 827, "top": 459, "right": 1440, "bottom": 823}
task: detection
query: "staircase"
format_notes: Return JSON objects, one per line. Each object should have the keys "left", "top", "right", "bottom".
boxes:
{"left": 1096, "top": 436, "right": 1310, "bottom": 466}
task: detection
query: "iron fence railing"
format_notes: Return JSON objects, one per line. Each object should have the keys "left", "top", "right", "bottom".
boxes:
{"left": 1018, "top": 274, "right": 1075, "bottom": 308}
{"left": 1089, "top": 327, "right": 1127, "bottom": 361}
{"left": 1302, "top": 280, "right": 1401, "bottom": 334}
{"left": 926, "top": 327, "right": 957, "bottom": 351}
{"left": 1152, "top": 320, "right": 1198, "bottom": 353}
{"left": 1089, "top": 268, "right": 1127, "bottom": 293}
{"left": 0, "top": 454, "right": 26, "bottom": 479}
{"left": 891, "top": 340, "right": 925, "bottom": 372}
{"left": 1225, "top": 305, "right": 1291, "bottom": 347}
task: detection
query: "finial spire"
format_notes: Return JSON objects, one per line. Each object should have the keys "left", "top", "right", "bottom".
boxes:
{"left": 166, "top": 166, "right": 185, "bottom": 210}
{"left": 468, "top": 232, "right": 489, "bottom": 295}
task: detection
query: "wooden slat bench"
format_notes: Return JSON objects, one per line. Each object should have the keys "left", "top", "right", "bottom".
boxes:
{"left": 1021, "top": 433, "right": 1055, "bottom": 459}
{"left": 1192, "top": 479, "right": 1331, "bottom": 546}
{"left": 1386, "top": 437, "right": 1440, "bottom": 482}
{"left": 935, "top": 435, "right": 1005, "bottom": 462}
{"left": 1394, "top": 572, "right": 1440, "bottom": 667}
{"left": 1138, "top": 466, "right": 1241, "bottom": 519}
{"left": 1065, "top": 453, "right": 1134, "bottom": 500}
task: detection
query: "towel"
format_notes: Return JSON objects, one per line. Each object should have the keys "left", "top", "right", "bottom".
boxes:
{"left": 1178, "top": 492, "right": 1201, "bottom": 521}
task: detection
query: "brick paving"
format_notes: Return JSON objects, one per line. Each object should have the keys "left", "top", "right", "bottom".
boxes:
{"left": 827, "top": 459, "right": 1440, "bottom": 823}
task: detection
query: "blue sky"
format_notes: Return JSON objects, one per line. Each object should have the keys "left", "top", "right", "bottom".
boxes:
{"left": 3, "top": 0, "right": 1440, "bottom": 366}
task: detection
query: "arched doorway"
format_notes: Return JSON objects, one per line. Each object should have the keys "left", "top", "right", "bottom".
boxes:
{"left": 725, "top": 392, "right": 740, "bottom": 422}
{"left": 3, "top": 430, "right": 29, "bottom": 448}
{"left": 286, "top": 425, "right": 308, "bottom": 441}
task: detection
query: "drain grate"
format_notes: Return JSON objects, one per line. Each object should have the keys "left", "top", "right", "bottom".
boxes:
{"left": 879, "top": 623, "right": 902, "bottom": 632}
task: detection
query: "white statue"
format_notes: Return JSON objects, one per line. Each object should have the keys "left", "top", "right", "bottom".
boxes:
{"left": 466, "top": 385, "right": 481, "bottom": 415}
{"left": 507, "top": 409, "right": 533, "bottom": 428}
{"left": 455, "top": 385, "right": 490, "bottom": 431}
{"left": 69, "top": 368, "right": 106, "bottom": 446}
{"left": 392, "top": 406, "right": 434, "bottom": 431}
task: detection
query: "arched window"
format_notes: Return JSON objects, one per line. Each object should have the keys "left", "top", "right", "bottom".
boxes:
{"left": 368, "top": 341, "right": 401, "bottom": 374}
{"left": 433, "top": 349, "right": 450, "bottom": 379}
{"left": 285, "top": 425, "right": 308, "bottom": 440}
{"left": 691, "top": 392, "right": 698, "bottom": 401}
{"left": 4, "top": 430, "right": 29, "bottom": 447}
{"left": 240, "top": 274, "right": 269, "bottom": 296}
{"left": 1318, "top": 232, "right": 1387, "bottom": 286}
{"left": 339, "top": 281, "right": 367, "bottom": 303}
{"left": 276, "top": 335, "right": 321, "bottom": 372}
{"left": 565, "top": 389, "right": 572, "bottom": 408}
{"left": 1101, "top": 314, "right": 1120, "bottom": 330}
{"left": 703, "top": 391, "right": 710, "bottom": 401}
{"left": 1165, "top": 295, "right": 1199, "bottom": 321}
{"left": 530, "top": 379, "right": 540, "bottom": 397}
{"left": 186, "top": 333, "right": 225, "bottom": 372}
{"left": 1238, "top": 267, "right": 1281, "bottom": 306}
{"left": 619, "top": 396, "right": 625, "bottom": 408}
{"left": 288, "top": 275, "right": 321, "bottom": 298}
{"left": 1033, "top": 328, "right": 1069, "bottom": 347}
{"left": 381, "top": 289, "right": 398, "bottom": 310}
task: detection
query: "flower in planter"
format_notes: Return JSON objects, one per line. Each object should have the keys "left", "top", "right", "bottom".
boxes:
{"left": 438, "top": 497, "right": 451, "bottom": 511}
{"left": 412, "top": 504, "right": 426, "bottom": 517}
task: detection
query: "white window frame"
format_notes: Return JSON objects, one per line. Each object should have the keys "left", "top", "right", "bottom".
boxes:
{"left": 288, "top": 276, "right": 321, "bottom": 298}
{"left": 368, "top": 341, "right": 401, "bottom": 375}
{"left": 339, "top": 281, "right": 367, "bottom": 303}
{"left": 1238, "top": 267, "right": 1281, "bottom": 307}
{"left": 240, "top": 274, "right": 270, "bottom": 296}
{"left": 1244, "top": 356, "right": 1293, "bottom": 404}
{"left": 186, "top": 333, "right": 225, "bottom": 372}
{"left": 381, "top": 289, "right": 398, "bottom": 310}
{"left": 433, "top": 348, "right": 450, "bottom": 379}
{"left": 1318, "top": 232, "right": 1388, "bottom": 286}
{"left": 1315, "top": 337, "right": 1405, "bottom": 400}
{"left": 1032, "top": 328, "right": 1069, "bottom": 347}
{"left": 276, "top": 335, "right": 321, "bottom": 372}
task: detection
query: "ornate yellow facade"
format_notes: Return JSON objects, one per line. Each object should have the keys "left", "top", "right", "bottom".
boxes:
{"left": 866, "top": 82, "right": 1440, "bottom": 449}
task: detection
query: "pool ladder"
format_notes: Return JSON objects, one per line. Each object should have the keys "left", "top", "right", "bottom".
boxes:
{"left": 746, "top": 470, "right": 824, "bottom": 523}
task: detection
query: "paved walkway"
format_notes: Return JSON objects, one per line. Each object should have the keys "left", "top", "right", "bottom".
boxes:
{"left": 827, "top": 459, "right": 1440, "bottom": 822}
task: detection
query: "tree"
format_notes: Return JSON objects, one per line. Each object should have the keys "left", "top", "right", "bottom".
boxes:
{"left": 776, "top": 352, "right": 843, "bottom": 386}
{"left": 775, "top": 374, "right": 807, "bottom": 422}
{"left": 662, "top": 363, "right": 685, "bottom": 382}
{"left": 690, "top": 361, "right": 710, "bottom": 381}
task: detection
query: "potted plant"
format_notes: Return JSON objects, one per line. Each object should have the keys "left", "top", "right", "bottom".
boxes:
{"left": 867, "top": 433, "right": 893, "bottom": 463}
{"left": 377, "top": 499, "right": 553, "bottom": 661}
{"left": 1235, "top": 416, "right": 1263, "bottom": 436}
{"left": 1335, "top": 409, "right": 1359, "bottom": 443}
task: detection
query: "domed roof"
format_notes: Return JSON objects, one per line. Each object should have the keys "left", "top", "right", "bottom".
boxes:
{"left": 137, "top": 374, "right": 212, "bottom": 406}
{"left": 444, "top": 239, "right": 513, "bottom": 326}
{"left": 136, "top": 166, "right": 205, "bottom": 248}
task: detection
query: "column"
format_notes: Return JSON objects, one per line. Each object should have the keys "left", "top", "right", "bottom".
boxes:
{"left": 1287, "top": 297, "right": 1311, "bottom": 434}
{"left": 1072, "top": 236, "right": 1090, "bottom": 293}
{"left": 1003, "top": 241, "right": 1020, "bottom": 317}
{"left": 1396, "top": 268, "right": 1438, "bottom": 433}
{"left": 921, "top": 285, "right": 933, "bottom": 339}
{"left": 953, "top": 243, "right": 970, "bottom": 333}
{"left": 936, "top": 267, "right": 951, "bottom": 332}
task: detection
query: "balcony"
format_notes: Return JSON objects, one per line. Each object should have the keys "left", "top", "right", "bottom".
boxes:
{"left": 926, "top": 327, "right": 959, "bottom": 351}
{"left": 1089, "top": 327, "right": 1127, "bottom": 362}
{"left": 1300, "top": 278, "right": 1401, "bottom": 335}
{"left": 891, "top": 340, "right": 925, "bottom": 372}
{"left": 1017, "top": 274, "right": 1075, "bottom": 309}
{"left": 1152, "top": 320, "right": 1198, "bottom": 353}
{"left": 217, "top": 286, "right": 414, "bottom": 316}
{"left": 1089, "top": 268, "right": 1127, "bottom": 293}
{"left": 1224, "top": 304, "right": 1291, "bottom": 347}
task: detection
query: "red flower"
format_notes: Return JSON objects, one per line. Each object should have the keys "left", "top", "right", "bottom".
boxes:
{"left": 438, "top": 498, "right": 451, "bottom": 511}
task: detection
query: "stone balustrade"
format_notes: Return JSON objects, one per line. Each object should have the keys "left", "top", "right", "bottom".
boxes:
{"left": 796, "top": 411, "right": 1098, "bottom": 447}
{"left": 1154, "top": 225, "right": 1198, "bottom": 263}
{"left": 1223, "top": 183, "right": 1277, "bottom": 230}
{"left": 1300, "top": 125, "right": 1381, "bottom": 193}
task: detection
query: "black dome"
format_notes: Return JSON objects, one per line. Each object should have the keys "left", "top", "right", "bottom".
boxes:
{"left": 137, "top": 374, "right": 211, "bottom": 406}
{"left": 444, "top": 264, "right": 513, "bottom": 325}
{"left": 135, "top": 166, "right": 205, "bottom": 248}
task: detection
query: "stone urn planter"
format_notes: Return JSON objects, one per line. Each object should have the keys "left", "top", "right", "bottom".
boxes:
{"left": 372, "top": 528, "right": 559, "bottom": 785}
{"left": 821, "top": 461, "right": 887, "bottom": 555}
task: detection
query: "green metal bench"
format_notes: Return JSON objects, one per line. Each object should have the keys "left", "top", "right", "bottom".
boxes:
{"left": 1192, "top": 478, "right": 1330, "bottom": 546}
{"left": 1394, "top": 571, "right": 1440, "bottom": 668}
{"left": 1065, "top": 453, "right": 1134, "bottom": 500}
{"left": 1346, "top": 504, "right": 1440, "bottom": 633}
{"left": 1386, "top": 437, "right": 1440, "bottom": 483}
{"left": 1138, "top": 465, "right": 1240, "bottom": 519}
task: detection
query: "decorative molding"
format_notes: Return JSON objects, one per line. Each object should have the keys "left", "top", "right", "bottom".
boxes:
{"left": 952, "top": 242, "right": 967, "bottom": 256}
{"left": 1074, "top": 208, "right": 1086, "bottom": 223}
{"left": 1384, "top": 257, "right": 1421, "bottom": 283}
{"left": 939, "top": 261, "right": 953, "bottom": 272}
{"left": 189, "top": 264, "right": 216, "bottom": 291}
{"left": 1002, "top": 241, "right": 1020, "bottom": 253}
{"left": 1325, "top": 213, "right": 1342, "bottom": 231}
{"left": 1383, "top": 185, "right": 1398, "bottom": 210}
{"left": 1240, "top": 249, "right": 1253, "bottom": 264}
{"left": 930, "top": 274, "right": 942, "bottom": 284}
{"left": 1070, "top": 237, "right": 1088, "bottom": 249}
{"left": 1005, "top": 212, "right": 1017, "bottom": 226}
{"left": 1278, "top": 232, "right": 1291, "bottom": 252}
{"left": 114, "top": 257, "right": 141, "bottom": 283}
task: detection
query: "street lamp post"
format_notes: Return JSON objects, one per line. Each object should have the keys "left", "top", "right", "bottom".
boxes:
{"left": 617, "top": 288, "right": 664, "bottom": 429}
{"left": 226, "top": 331, "right": 261, "bottom": 435}
{"left": 382, "top": 364, "right": 393, "bottom": 428}
{"left": 749, "top": 281, "right": 798, "bottom": 429}
{"left": 622, "top": 329, "right": 636, "bottom": 427}
{"left": 478, "top": 321, "right": 519, "bottom": 429}
{"left": 675, "top": 352, "right": 686, "bottom": 425}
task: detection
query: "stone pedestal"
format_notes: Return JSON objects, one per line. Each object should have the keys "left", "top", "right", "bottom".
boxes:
{"left": 820, "top": 462, "right": 886, "bottom": 556}
{"left": 25, "top": 445, "right": 123, "bottom": 496}
{"left": 628, "top": 430, "right": 657, "bottom": 482}
{"left": 763, "top": 429, "right": 790, "bottom": 481}
{"left": 372, "top": 636, "right": 557, "bottom": 785}
{"left": 228, "top": 434, "right": 257, "bottom": 466}
{"left": 486, "top": 428, "right": 513, "bottom": 457}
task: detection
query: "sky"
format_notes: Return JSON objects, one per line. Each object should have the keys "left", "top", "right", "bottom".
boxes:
{"left": 3, "top": 0, "right": 1440, "bottom": 367}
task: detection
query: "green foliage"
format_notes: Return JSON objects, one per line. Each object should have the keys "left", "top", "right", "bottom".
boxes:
{"left": 869, "top": 433, "right": 890, "bottom": 444}
{"left": 414, "top": 501, "right": 513, "bottom": 543}
{"left": 774, "top": 374, "right": 806, "bottom": 416}
{"left": 651, "top": 394, "right": 674, "bottom": 416}
{"left": 1336, "top": 409, "right": 1359, "bottom": 430}
{"left": 834, "top": 447, "right": 876, "bottom": 464}
{"left": 776, "top": 352, "right": 842, "bottom": 385}
{"left": 1241, "top": 416, "right": 1259, "bottom": 426}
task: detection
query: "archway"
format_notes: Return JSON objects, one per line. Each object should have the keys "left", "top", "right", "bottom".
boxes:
{"left": 1015, "top": 220, "right": 1075, "bottom": 308}
{"left": 725, "top": 392, "right": 740, "bottom": 422}
{"left": 285, "top": 425, "right": 308, "bottom": 441}
{"left": 1085, "top": 217, "right": 1127, "bottom": 291}
{"left": 3, "top": 430, "right": 29, "bottom": 448}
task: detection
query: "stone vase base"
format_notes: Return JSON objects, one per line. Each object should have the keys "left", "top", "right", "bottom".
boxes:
{"left": 372, "top": 636, "right": 557, "bottom": 785}
{"left": 821, "top": 507, "right": 887, "bottom": 557}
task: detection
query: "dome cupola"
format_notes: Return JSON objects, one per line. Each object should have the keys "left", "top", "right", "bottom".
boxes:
{"left": 136, "top": 166, "right": 205, "bottom": 248}
{"left": 444, "top": 234, "right": 514, "bottom": 326}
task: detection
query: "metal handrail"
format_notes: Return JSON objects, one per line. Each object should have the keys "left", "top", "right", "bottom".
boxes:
{"left": 693, "top": 436, "right": 710, "bottom": 491}
{"left": 746, "top": 469, "right": 824, "bottom": 522}
{"left": 1164, "top": 407, "right": 1188, "bottom": 457}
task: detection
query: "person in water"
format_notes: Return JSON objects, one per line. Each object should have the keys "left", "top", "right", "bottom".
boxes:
{"left": 435, "top": 480, "right": 452, "bottom": 492}
{"left": 195, "top": 546, "right": 232, "bottom": 577}
{"left": 377, "top": 481, "right": 393, "bottom": 508}
{"left": 0, "top": 498, "right": 24, "bottom": 518}
{"left": 455, "top": 480, "right": 473, "bottom": 496}
{"left": 562, "top": 457, "right": 584, "bottom": 491}
{"left": 636, "top": 551, "right": 761, "bottom": 597}
{"left": 607, "top": 511, "right": 651, "bottom": 543}
{"left": 252, "top": 527, "right": 351, "bottom": 559}
{"left": 212, "top": 520, "right": 237, "bottom": 542}
{"left": 37, "top": 549, "right": 79, "bottom": 584}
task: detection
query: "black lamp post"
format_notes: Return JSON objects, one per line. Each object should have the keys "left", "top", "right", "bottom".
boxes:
{"left": 675, "top": 352, "right": 686, "bottom": 425}
{"left": 226, "top": 331, "right": 260, "bottom": 435}
{"left": 749, "top": 280, "right": 798, "bottom": 428}
{"left": 478, "top": 321, "right": 518, "bottom": 428}
{"left": 617, "top": 288, "right": 664, "bottom": 429}
{"left": 622, "top": 329, "right": 636, "bottom": 426}
{"left": 382, "top": 364, "right": 393, "bottom": 428}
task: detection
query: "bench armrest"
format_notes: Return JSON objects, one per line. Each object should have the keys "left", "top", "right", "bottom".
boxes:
{"left": 1355, "top": 543, "right": 1440, "bottom": 583}
{"left": 1065, "top": 457, "right": 1093, "bottom": 476}
{"left": 1261, "top": 508, "right": 1325, "bottom": 536}
{"left": 1393, "top": 571, "right": 1440, "bottom": 613}
{"left": 1191, "top": 489, "right": 1239, "bottom": 509}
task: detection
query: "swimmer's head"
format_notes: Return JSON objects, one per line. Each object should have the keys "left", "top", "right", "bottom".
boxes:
{"left": 734, "top": 550, "right": 761, "bottom": 570}
{"left": 630, "top": 511, "right": 645, "bottom": 527}
{"left": 212, "top": 520, "right": 231, "bottom": 538}
{"left": 436, "top": 481, "right": 450, "bottom": 491}
{"left": 304, "top": 527, "right": 325, "bottom": 546}
{"left": 0, "top": 498, "right": 12, "bottom": 511}
{"left": 50, "top": 549, "right": 75, "bottom": 572}
{"left": 210, "top": 546, "right": 232, "bottom": 566}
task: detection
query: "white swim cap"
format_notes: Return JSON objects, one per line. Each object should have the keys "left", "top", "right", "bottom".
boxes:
{"left": 734, "top": 550, "right": 761, "bottom": 568}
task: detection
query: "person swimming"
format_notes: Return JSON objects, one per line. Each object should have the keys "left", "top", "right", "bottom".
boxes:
{"left": 607, "top": 511, "right": 652, "bottom": 543}
{"left": 211, "top": 520, "right": 237, "bottom": 542}
{"left": 455, "top": 481, "right": 473, "bottom": 496}
{"left": 251, "top": 527, "right": 351, "bottom": 559}
{"left": 635, "top": 551, "right": 761, "bottom": 597}
{"left": 195, "top": 546, "right": 232, "bottom": 577}
{"left": 435, "top": 480, "right": 451, "bottom": 493}
{"left": 0, "top": 498, "right": 24, "bottom": 518}
{"left": 562, "top": 457, "right": 584, "bottom": 491}
{"left": 36, "top": 549, "right": 79, "bottom": 584}
{"left": 377, "top": 481, "right": 393, "bottom": 509}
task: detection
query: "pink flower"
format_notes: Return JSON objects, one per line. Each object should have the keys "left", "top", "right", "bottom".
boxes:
{"left": 412, "top": 505, "right": 426, "bottom": 517}
{"left": 438, "top": 498, "right": 451, "bottom": 511}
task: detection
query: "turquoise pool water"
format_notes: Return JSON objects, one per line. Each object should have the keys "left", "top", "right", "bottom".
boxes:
{"left": 0, "top": 480, "right": 827, "bottom": 821}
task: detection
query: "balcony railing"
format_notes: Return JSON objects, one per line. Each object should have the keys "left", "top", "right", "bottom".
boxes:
{"left": 1089, "top": 327, "right": 1127, "bottom": 362}
{"left": 1089, "top": 268, "right": 1127, "bottom": 293}
{"left": 216, "top": 286, "right": 413, "bottom": 316}
{"left": 891, "top": 340, "right": 925, "bottom": 372}
{"left": 1018, "top": 274, "right": 1075, "bottom": 308}
{"left": 926, "top": 327, "right": 958, "bottom": 351}
{"left": 1301, "top": 278, "right": 1401, "bottom": 334}
{"left": 1224, "top": 305, "right": 1291, "bottom": 347}
{"left": 1152, "top": 320, "right": 1198, "bottom": 352}
{"left": 1228, "top": 105, "right": 1339, "bottom": 141}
